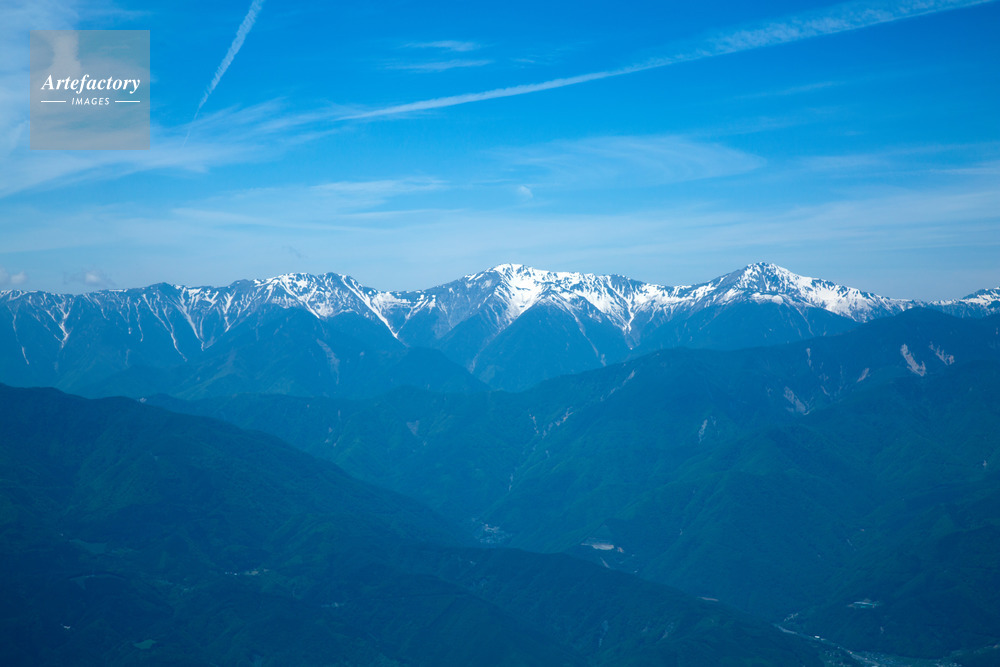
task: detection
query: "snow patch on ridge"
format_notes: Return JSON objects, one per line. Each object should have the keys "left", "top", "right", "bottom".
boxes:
{"left": 783, "top": 387, "right": 808, "bottom": 414}
{"left": 929, "top": 343, "right": 954, "bottom": 365}
{"left": 900, "top": 344, "right": 926, "bottom": 376}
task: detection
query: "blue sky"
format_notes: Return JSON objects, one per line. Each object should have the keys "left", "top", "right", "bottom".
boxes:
{"left": 2, "top": 0, "right": 998, "bottom": 299}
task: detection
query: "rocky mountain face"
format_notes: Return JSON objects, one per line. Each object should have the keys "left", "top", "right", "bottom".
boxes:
{"left": 2, "top": 262, "right": 997, "bottom": 394}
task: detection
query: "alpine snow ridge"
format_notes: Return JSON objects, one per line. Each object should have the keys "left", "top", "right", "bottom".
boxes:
{"left": 1, "top": 262, "right": 997, "bottom": 393}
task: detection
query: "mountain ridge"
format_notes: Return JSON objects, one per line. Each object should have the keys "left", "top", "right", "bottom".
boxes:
{"left": 5, "top": 262, "right": 994, "bottom": 339}
{"left": 3, "top": 262, "right": 997, "bottom": 394}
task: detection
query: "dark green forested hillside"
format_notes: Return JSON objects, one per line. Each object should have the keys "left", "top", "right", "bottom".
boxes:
{"left": 148, "top": 311, "right": 1000, "bottom": 660}
{"left": 0, "top": 384, "right": 835, "bottom": 666}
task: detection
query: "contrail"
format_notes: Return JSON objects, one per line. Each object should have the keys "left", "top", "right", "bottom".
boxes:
{"left": 189, "top": 0, "right": 266, "bottom": 134}
{"left": 341, "top": 0, "right": 994, "bottom": 121}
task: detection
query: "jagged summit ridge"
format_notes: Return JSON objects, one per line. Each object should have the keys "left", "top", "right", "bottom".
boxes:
{"left": 423, "top": 262, "right": 917, "bottom": 328}
{"left": 1, "top": 263, "right": 997, "bottom": 363}
{"left": 702, "top": 262, "right": 913, "bottom": 321}
{"left": 459, "top": 263, "right": 665, "bottom": 331}
{"left": 2, "top": 262, "right": 998, "bottom": 394}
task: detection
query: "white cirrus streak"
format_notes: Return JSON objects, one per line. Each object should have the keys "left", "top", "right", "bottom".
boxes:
{"left": 342, "top": 0, "right": 994, "bottom": 120}
{"left": 197, "top": 0, "right": 266, "bottom": 114}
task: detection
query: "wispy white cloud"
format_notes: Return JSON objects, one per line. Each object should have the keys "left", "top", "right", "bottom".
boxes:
{"left": 310, "top": 177, "right": 446, "bottom": 199}
{"left": 391, "top": 39, "right": 491, "bottom": 73}
{"left": 704, "top": 0, "right": 984, "bottom": 54}
{"left": 165, "top": 177, "right": 450, "bottom": 231}
{"left": 343, "top": 0, "right": 994, "bottom": 120}
{"left": 733, "top": 80, "right": 845, "bottom": 101}
{"left": 0, "top": 101, "right": 293, "bottom": 198}
{"left": 341, "top": 68, "right": 630, "bottom": 120}
{"left": 799, "top": 153, "right": 892, "bottom": 173}
{"left": 389, "top": 59, "right": 494, "bottom": 72}
{"left": 0, "top": 0, "right": 293, "bottom": 197}
{"left": 796, "top": 142, "right": 1000, "bottom": 176}
{"left": 6, "top": 154, "right": 997, "bottom": 298}
{"left": 0, "top": 266, "right": 28, "bottom": 288}
{"left": 196, "top": 0, "right": 266, "bottom": 116}
{"left": 0, "top": 0, "right": 82, "bottom": 160}
{"left": 64, "top": 268, "right": 115, "bottom": 289}
{"left": 406, "top": 40, "right": 481, "bottom": 52}
{"left": 502, "top": 135, "right": 765, "bottom": 189}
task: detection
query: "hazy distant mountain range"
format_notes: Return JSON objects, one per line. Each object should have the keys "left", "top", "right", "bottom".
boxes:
{"left": 2, "top": 262, "right": 998, "bottom": 395}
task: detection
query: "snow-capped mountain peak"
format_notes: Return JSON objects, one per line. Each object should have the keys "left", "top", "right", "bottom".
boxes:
{"left": 692, "top": 262, "right": 913, "bottom": 321}
{"left": 466, "top": 264, "right": 659, "bottom": 331}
